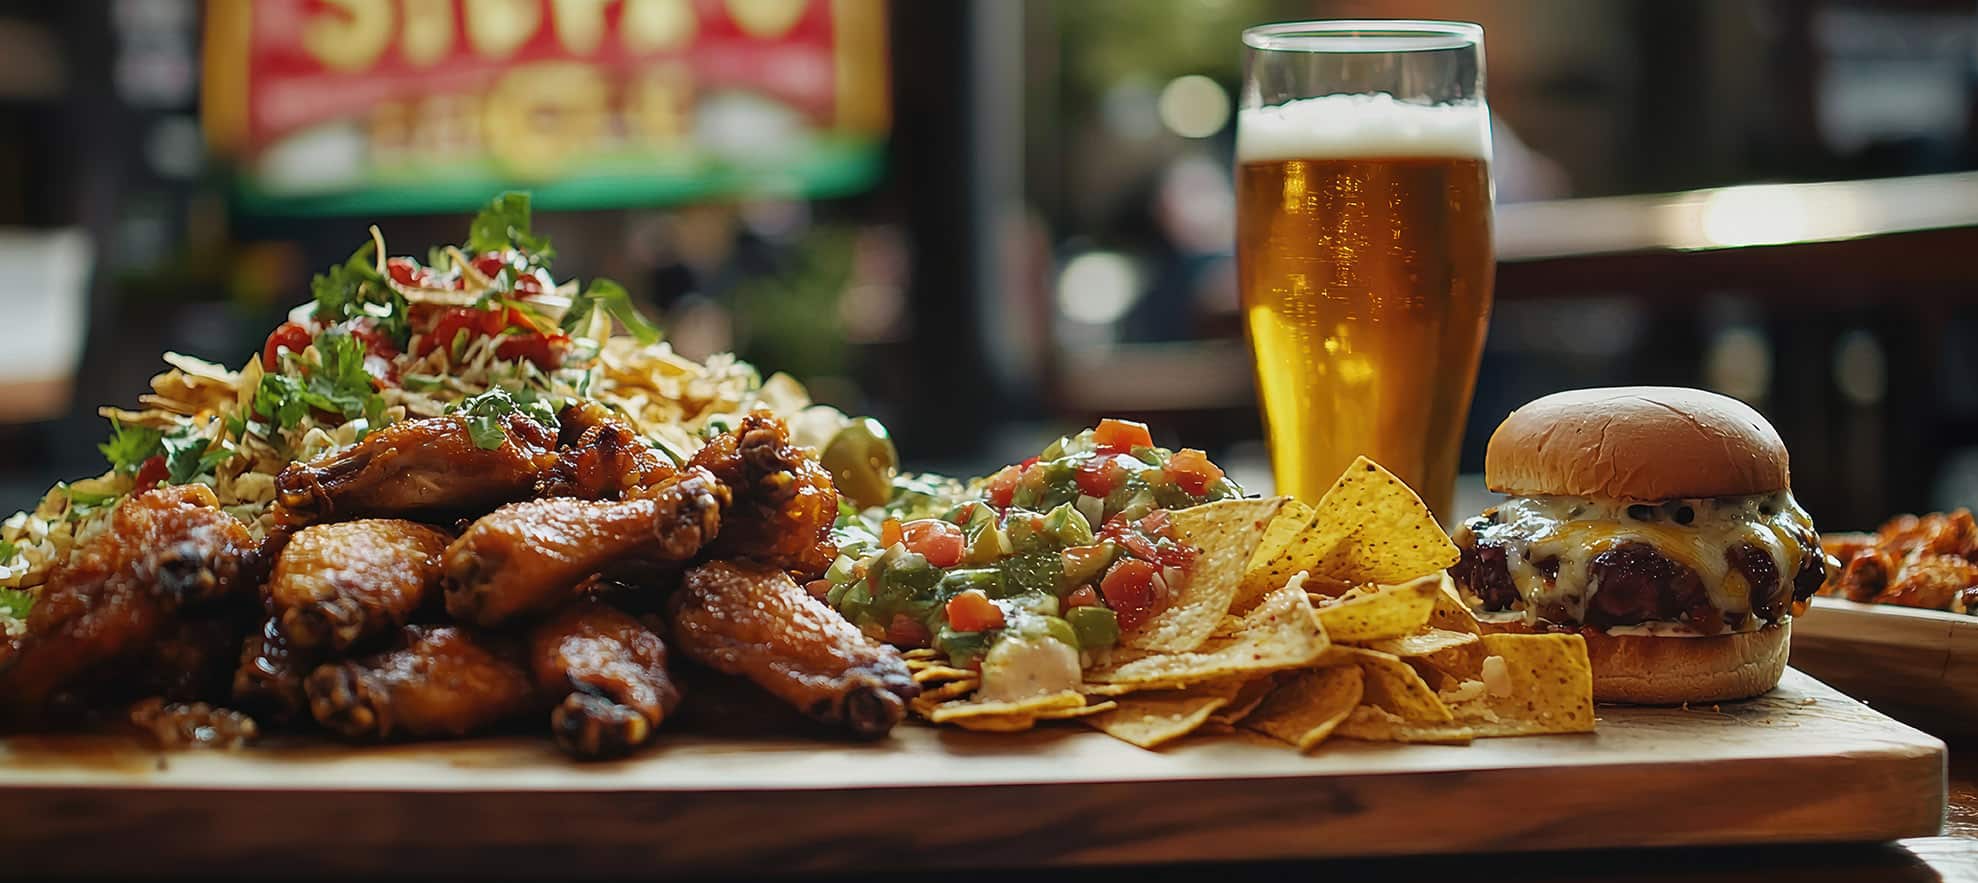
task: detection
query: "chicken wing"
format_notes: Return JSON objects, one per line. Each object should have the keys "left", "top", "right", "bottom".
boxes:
{"left": 305, "top": 625, "right": 539, "bottom": 740}
{"left": 670, "top": 560, "right": 917, "bottom": 739}
{"left": 528, "top": 602, "right": 682, "bottom": 759}
{"left": 232, "top": 616, "right": 311, "bottom": 726}
{"left": 442, "top": 467, "right": 728, "bottom": 626}
{"left": 272, "top": 413, "right": 558, "bottom": 527}
{"left": 535, "top": 401, "right": 677, "bottom": 499}
{"left": 267, "top": 519, "right": 452, "bottom": 652}
{"left": 0, "top": 485, "right": 256, "bottom": 721}
{"left": 686, "top": 412, "right": 839, "bottom": 576}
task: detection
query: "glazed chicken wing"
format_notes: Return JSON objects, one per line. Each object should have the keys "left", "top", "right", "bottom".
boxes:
{"left": 670, "top": 560, "right": 917, "bottom": 738}
{"left": 232, "top": 616, "right": 311, "bottom": 726}
{"left": 528, "top": 602, "right": 682, "bottom": 759}
{"left": 0, "top": 485, "right": 256, "bottom": 721}
{"left": 686, "top": 412, "right": 838, "bottom": 576}
{"left": 272, "top": 413, "right": 558, "bottom": 527}
{"left": 443, "top": 467, "right": 728, "bottom": 626}
{"left": 267, "top": 519, "right": 452, "bottom": 652}
{"left": 535, "top": 401, "right": 677, "bottom": 500}
{"left": 305, "top": 625, "right": 539, "bottom": 740}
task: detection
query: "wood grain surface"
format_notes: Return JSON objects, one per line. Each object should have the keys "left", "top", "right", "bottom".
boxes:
{"left": 0, "top": 669, "right": 1945, "bottom": 879}
{"left": 1792, "top": 598, "right": 1978, "bottom": 734}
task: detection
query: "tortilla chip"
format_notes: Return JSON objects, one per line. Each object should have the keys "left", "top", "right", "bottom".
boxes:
{"left": 913, "top": 678, "right": 982, "bottom": 705}
{"left": 1233, "top": 500, "right": 1317, "bottom": 612}
{"left": 1365, "top": 627, "right": 1487, "bottom": 689}
{"left": 1089, "top": 582, "right": 1328, "bottom": 689}
{"left": 1336, "top": 705, "right": 1477, "bottom": 744}
{"left": 1277, "top": 458, "right": 1460, "bottom": 586}
{"left": 1313, "top": 574, "right": 1442, "bottom": 642}
{"left": 910, "top": 664, "right": 976, "bottom": 684}
{"left": 1123, "top": 498, "right": 1286, "bottom": 653}
{"left": 1445, "top": 633, "right": 1596, "bottom": 736}
{"left": 1241, "top": 666, "right": 1364, "bottom": 751}
{"left": 1428, "top": 580, "right": 1483, "bottom": 635}
{"left": 1036, "top": 700, "right": 1117, "bottom": 719}
{"left": 949, "top": 714, "right": 1043, "bottom": 733}
{"left": 923, "top": 689, "right": 1089, "bottom": 724}
{"left": 901, "top": 648, "right": 943, "bottom": 662}
{"left": 1339, "top": 646, "right": 1454, "bottom": 723}
{"left": 1083, "top": 679, "right": 1246, "bottom": 749}
{"left": 1208, "top": 675, "right": 1278, "bottom": 726}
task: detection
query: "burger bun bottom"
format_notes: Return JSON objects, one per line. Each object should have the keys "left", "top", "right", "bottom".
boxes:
{"left": 1477, "top": 619, "right": 1789, "bottom": 704}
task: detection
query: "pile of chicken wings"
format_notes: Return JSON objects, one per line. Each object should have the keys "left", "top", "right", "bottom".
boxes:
{"left": 0, "top": 406, "right": 920, "bottom": 758}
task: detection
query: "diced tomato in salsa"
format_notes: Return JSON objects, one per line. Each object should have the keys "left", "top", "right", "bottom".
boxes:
{"left": 1075, "top": 456, "right": 1127, "bottom": 498}
{"left": 885, "top": 614, "right": 933, "bottom": 648}
{"left": 133, "top": 455, "right": 168, "bottom": 491}
{"left": 1092, "top": 418, "right": 1152, "bottom": 455}
{"left": 1064, "top": 585, "right": 1101, "bottom": 608}
{"left": 880, "top": 518, "right": 904, "bottom": 548}
{"left": 1165, "top": 448, "right": 1224, "bottom": 496}
{"left": 1100, "top": 559, "right": 1160, "bottom": 631}
{"left": 902, "top": 519, "right": 964, "bottom": 568}
{"left": 984, "top": 466, "right": 1021, "bottom": 509}
{"left": 945, "top": 589, "right": 1005, "bottom": 632}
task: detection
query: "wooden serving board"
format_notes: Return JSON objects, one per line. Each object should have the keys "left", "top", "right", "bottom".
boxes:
{"left": 1792, "top": 597, "right": 1978, "bottom": 732}
{"left": 0, "top": 669, "right": 1943, "bottom": 878}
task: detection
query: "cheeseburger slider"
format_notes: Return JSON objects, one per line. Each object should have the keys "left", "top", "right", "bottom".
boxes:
{"left": 1449, "top": 387, "right": 1829, "bottom": 703}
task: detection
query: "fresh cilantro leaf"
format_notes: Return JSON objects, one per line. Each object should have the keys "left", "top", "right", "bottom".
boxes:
{"left": 0, "top": 588, "right": 32, "bottom": 620}
{"left": 161, "top": 425, "right": 232, "bottom": 485}
{"left": 63, "top": 484, "right": 122, "bottom": 520}
{"left": 311, "top": 241, "right": 410, "bottom": 347}
{"left": 561, "top": 278, "right": 661, "bottom": 345}
{"left": 467, "top": 192, "right": 555, "bottom": 266}
{"left": 99, "top": 420, "right": 163, "bottom": 474}
{"left": 0, "top": 539, "right": 17, "bottom": 563}
{"left": 251, "top": 330, "right": 385, "bottom": 431}
{"left": 448, "top": 388, "right": 561, "bottom": 451}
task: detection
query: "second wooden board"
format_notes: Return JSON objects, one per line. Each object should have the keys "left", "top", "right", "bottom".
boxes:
{"left": 0, "top": 669, "right": 1945, "bottom": 878}
{"left": 1791, "top": 596, "right": 1978, "bottom": 732}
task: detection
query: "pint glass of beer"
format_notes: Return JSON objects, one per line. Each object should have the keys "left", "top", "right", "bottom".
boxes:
{"left": 1236, "top": 21, "right": 1493, "bottom": 518}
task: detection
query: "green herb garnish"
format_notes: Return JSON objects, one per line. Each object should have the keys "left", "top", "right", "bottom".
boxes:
{"left": 161, "top": 425, "right": 233, "bottom": 485}
{"left": 0, "top": 588, "right": 33, "bottom": 620}
{"left": 449, "top": 388, "right": 561, "bottom": 450}
{"left": 252, "top": 330, "right": 386, "bottom": 430}
{"left": 99, "top": 420, "right": 164, "bottom": 474}
{"left": 561, "top": 278, "right": 661, "bottom": 345}
{"left": 468, "top": 192, "right": 554, "bottom": 266}
{"left": 0, "top": 539, "right": 18, "bottom": 564}
{"left": 312, "top": 241, "right": 410, "bottom": 347}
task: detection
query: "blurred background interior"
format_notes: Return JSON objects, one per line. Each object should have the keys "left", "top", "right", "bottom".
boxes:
{"left": 0, "top": 0, "right": 1975, "bottom": 528}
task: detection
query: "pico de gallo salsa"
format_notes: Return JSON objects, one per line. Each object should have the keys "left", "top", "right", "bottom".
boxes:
{"left": 818, "top": 420, "right": 1244, "bottom": 677}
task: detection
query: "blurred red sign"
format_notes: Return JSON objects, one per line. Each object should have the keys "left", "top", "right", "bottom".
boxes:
{"left": 204, "top": 0, "right": 890, "bottom": 213}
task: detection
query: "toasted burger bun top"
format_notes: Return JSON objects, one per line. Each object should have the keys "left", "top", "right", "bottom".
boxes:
{"left": 1484, "top": 386, "right": 1789, "bottom": 501}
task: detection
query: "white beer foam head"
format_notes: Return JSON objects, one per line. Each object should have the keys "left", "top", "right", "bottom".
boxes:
{"left": 1236, "top": 94, "right": 1491, "bottom": 163}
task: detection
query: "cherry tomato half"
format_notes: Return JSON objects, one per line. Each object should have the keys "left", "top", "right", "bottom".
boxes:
{"left": 262, "top": 321, "right": 314, "bottom": 368}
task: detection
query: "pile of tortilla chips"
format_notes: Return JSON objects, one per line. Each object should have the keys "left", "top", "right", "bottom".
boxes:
{"left": 906, "top": 457, "right": 1597, "bottom": 751}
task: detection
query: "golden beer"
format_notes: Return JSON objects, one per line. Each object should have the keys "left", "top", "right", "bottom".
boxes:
{"left": 1236, "top": 97, "right": 1494, "bottom": 517}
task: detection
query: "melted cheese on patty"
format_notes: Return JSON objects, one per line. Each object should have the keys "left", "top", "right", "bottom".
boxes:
{"left": 1454, "top": 493, "right": 1817, "bottom": 635}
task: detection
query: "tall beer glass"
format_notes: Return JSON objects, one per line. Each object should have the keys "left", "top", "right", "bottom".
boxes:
{"left": 1236, "top": 21, "right": 1493, "bottom": 518}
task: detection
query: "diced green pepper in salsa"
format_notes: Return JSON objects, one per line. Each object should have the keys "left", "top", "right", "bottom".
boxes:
{"left": 819, "top": 419, "right": 1244, "bottom": 671}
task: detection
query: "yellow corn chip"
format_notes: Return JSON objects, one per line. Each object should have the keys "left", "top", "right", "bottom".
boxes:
{"left": 1336, "top": 705, "right": 1477, "bottom": 744}
{"left": 949, "top": 714, "right": 1042, "bottom": 733}
{"left": 1242, "top": 665, "right": 1364, "bottom": 751}
{"left": 1232, "top": 500, "right": 1317, "bottom": 612}
{"left": 1123, "top": 498, "right": 1286, "bottom": 653}
{"left": 1083, "top": 679, "right": 1247, "bottom": 749}
{"left": 1208, "top": 675, "right": 1279, "bottom": 726}
{"left": 1340, "top": 646, "right": 1454, "bottom": 723}
{"left": 923, "top": 689, "right": 1088, "bottom": 724}
{"left": 1313, "top": 574, "right": 1442, "bottom": 642}
{"left": 1277, "top": 457, "right": 1460, "bottom": 586}
{"left": 1428, "top": 580, "right": 1483, "bottom": 635}
{"left": 1448, "top": 633, "right": 1596, "bottom": 736}
{"left": 1365, "top": 627, "right": 1487, "bottom": 689}
{"left": 913, "top": 678, "right": 982, "bottom": 705}
{"left": 1036, "top": 700, "right": 1117, "bottom": 719}
{"left": 1089, "top": 582, "right": 1328, "bottom": 689}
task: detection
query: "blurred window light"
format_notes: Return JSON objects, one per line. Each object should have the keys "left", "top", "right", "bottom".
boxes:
{"left": 1703, "top": 326, "right": 1773, "bottom": 404}
{"left": 1833, "top": 330, "right": 1888, "bottom": 407}
{"left": 1057, "top": 251, "right": 1140, "bottom": 325}
{"left": 1697, "top": 186, "right": 1813, "bottom": 248}
{"left": 1157, "top": 74, "right": 1230, "bottom": 139}
{"left": 1100, "top": 78, "right": 1161, "bottom": 141}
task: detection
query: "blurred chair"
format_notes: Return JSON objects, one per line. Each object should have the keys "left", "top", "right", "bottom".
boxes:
{"left": 0, "top": 228, "right": 91, "bottom": 424}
